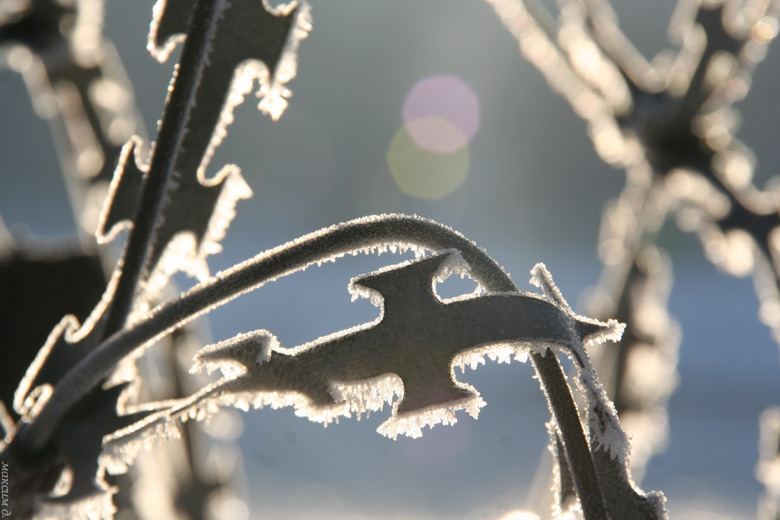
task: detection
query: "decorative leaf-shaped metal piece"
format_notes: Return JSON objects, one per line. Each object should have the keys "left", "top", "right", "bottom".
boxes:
{"left": 97, "top": 137, "right": 252, "bottom": 295}
{"left": 95, "top": 0, "right": 310, "bottom": 304}
{"left": 149, "top": 0, "right": 312, "bottom": 128}
{"left": 111, "top": 251, "right": 622, "bottom": 441}
{"left": 13, "top": 263, "right": 123, "bottom": 417}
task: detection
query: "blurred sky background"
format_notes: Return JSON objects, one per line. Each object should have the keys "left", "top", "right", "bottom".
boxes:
{"left": 1, "top": 1, "right": 780, "bottom": 519}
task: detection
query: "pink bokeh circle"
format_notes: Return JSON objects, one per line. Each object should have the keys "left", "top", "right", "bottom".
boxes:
{"left": 402, "top": 75, "right": 480, "bottom": 153}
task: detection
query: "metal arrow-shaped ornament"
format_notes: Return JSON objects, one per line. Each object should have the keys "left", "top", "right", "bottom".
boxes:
{"left": 107, "top": 250, "right": 622, "bottom": 445}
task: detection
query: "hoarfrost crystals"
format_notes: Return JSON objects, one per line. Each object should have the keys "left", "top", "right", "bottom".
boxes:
{"left": 109, "top": 248, "right": 628, "bottom": 447}
{"left": 377, "top": 394, "right": 486, "bottom": 440}
{"left": 102, "top": 418, "right": 182, "bottom": 476}
{"left": 529, "top": 263, "right": 630, "bottom": 460}
{"left": 256, "top": 2, "right": 312, "bottom": 121}
{"left": 330, "top": 374, "right": 402, "bottom": 420}
{"left": 453, "top": 343, "right": 529, "bottom": 371}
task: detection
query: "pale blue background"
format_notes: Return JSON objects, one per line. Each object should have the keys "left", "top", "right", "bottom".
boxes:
{"left": 1, "top": 1, "right": 780, "bottom": 518}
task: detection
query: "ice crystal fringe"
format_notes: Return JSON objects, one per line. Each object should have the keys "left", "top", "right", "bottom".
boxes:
{"left": 194, "top": 1, "right": 312, "bottom": 174}
{"left": 256, "top": 1, "right": 312, "bottom": 119}
{"left": 148, "top": 0, "right": 311, "bottom": 178}
{"left": 14, "top": 216, "right": 474, "bottom": 452}
{"left": 531, "top": 263, "right": 628, "bottom": 460}
{"left": 105, "top": 248, "right": 623, "bottom": 462}
{"left": 9, "top": 211, "right": 639, "bottom": 520}
{"left": 134, "top": 165, "right": 253, "bottom": 315}
{"left": 96, "top": 137, "right": 254, "bottom": 314}
{"left": 376, "top": 394, "right": 486, "bottom": 440}
{"left": 101, "top": 415, "right": 181, "bottom": 476}
{"left": 530, "top": 263, "right": 667, "bottom": 517}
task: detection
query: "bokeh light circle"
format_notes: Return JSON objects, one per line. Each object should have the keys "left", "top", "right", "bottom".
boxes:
{"left": 403, "top": 116, "right": 468, "bottom": 153}
{"left": 402, "top": 74, "right": 480, "bottom": 152}
{"left": 387, "top": 124, "right": 469, "bottom": 200}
